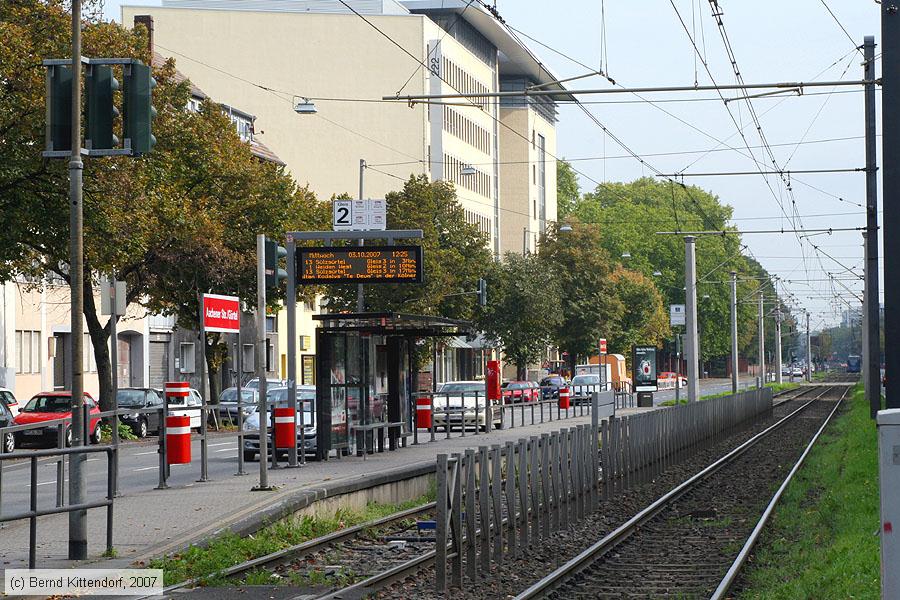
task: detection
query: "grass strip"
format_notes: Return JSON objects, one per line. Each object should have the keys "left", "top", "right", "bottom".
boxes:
{"left": 737, "top": 384, "right": 880, "bottom": 599}
{"left": 148, "top": 492, "right": 434, "bottom": 586}
{"left": 659, "top": 382, "right": 798, "bottom": 406}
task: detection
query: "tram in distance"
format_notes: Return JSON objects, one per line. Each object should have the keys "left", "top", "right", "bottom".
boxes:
{"left": 846, "top": 355, "right": 862, "bottom": 374}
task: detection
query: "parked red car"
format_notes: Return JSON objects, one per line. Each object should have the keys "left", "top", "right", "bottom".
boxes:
{"left": 13, "top": 392, "right": 102, "bottom": 447}
{"left": 501, "top": 381, "right": 538, "bottom": 404}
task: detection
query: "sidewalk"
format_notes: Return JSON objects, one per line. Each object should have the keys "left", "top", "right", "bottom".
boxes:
{"left": 0, "top": 406, "right": 656, "bottom": 570}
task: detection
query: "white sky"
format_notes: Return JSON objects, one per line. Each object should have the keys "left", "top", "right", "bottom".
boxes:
{"left": 103, "top": 0, "right": 881, "bottom": 330}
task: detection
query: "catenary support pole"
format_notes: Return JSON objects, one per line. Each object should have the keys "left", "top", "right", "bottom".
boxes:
{"left": 254, "top": 235, "right": 271, "bottom": 490}
{"left": 864, "top": 35, "right": 882, "bottom": 416}
{"left": 883, "top": 3, "right": 900, "bottom": 409}
{"left": 68, "top": 0, "right": 87, "bottom": 560}
{"left": 758, "top": 292, "right": 765, "bottom": 388}
{"left": 287, "top": 236, "right": 299, "bottom": 467}
{"left": 731, "top": 271, "right": 739, "bottom": 393}
{"left": 198, "top": 293, "right": 208, "bottom": 482}
{"left": 806, "top": 312, "right": 812, "bottom": 383}
{"left": 684, "top": 236, "right": 700, "bottom": 403}
{"left": 775, "top": 311, "right": 783, "bottom": 385}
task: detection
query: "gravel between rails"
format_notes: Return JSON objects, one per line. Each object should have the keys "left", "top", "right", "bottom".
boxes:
{"left": 374, "top": 389, "right": 842, "bottom": 600}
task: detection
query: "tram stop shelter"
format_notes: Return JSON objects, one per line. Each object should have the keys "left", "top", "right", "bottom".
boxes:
{"left": 313, "top": 312, "right": 472, "bottom": 460}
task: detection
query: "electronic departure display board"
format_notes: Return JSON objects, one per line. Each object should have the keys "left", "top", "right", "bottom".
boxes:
{"left": 297, "top": 245, "right": 424, "bottom": 284}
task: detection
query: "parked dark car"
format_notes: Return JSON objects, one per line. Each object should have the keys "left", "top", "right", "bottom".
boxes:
{"left": 539, "top": 375, "right": 567, "bottom": 401}
{"left": 117, "top": 388, "right": 165, "bottom": 437}
{"left": 0, "top": 399, "right": 15, "bottom": 453}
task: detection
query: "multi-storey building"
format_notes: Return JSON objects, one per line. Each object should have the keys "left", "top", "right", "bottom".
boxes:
{"left": 122, "top": 0, "right": 566, "bottom": 257}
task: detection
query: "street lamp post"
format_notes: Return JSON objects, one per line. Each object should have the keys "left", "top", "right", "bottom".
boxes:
{"left": 684, "top": 236, "right": 700, "bottom": 403}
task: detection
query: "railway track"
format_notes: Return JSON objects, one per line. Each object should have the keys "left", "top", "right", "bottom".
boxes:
{"left": 151, "top": 502, "right": 436, "bottom": 599}
{"left": 512, "top": 384, "right": 849, "bottom": 599}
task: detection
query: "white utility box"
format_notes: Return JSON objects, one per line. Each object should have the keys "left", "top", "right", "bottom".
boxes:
{"left": 877, "top": 408, "right": 900, "bottom": 599}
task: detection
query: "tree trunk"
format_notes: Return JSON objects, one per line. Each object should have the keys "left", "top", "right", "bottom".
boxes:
{"left": 204, "top": 335, "right": 224, "bottom": 406}
{"left": 516, "top": 360, "right": 526, "bottom": 381}
{"left": 83, "top": 275, "right": 114, "bottom": 413}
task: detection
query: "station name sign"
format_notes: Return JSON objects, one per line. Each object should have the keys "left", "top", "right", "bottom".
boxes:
{"left": 297, "top": 245, "right": 424, "bottom": 284}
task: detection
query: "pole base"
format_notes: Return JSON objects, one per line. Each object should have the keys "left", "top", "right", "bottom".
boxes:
{"left": 251, "top": 485, "right": 276, "bottom": 492}
{"left": 234, "top": 470, "right": 249, "bottom": 476}
{"left": 154, "top": 483, "right": 169, "bottom": 490}
{"left": 195, "top": 477, "right": 209, "bottom": 483}
{"left": 68, "top": 540, "right": 88, "bottom": 560}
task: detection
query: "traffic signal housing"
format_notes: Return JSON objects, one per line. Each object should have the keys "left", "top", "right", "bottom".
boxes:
{"left": 476, "top": 278, "right": 487, "bottom": 307}
{"left": 45, "top": 65, "right": 73, "bottom": 153}
{"left": 123, "top": 61, "right": 156, "bottom": 155}
{"left": 265, "top": 238, "right": 288, "bottom": 292}
{"left": 85, "top": 65, "right": 120, "bottom": 151}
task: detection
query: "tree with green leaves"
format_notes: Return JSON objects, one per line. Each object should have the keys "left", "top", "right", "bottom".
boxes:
{"left": 556, "top": 159, "right": 580, "bottom": 218}
{"left": 0, "top": 1, "right": 329, "bottom": 408}
{"left": 538, "top": 221, "right": 621, "bottom": 374}
{"left": 475, "top": 253, "right": 562, "bottom": 379}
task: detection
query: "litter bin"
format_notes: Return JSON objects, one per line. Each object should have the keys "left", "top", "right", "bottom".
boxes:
{"left": 637, "top": 391, "right": 654, "bottom": 408}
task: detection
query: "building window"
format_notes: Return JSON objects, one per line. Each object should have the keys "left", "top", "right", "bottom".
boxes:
{"left": 299, "top": 335, "right": 311, "bottom": 351}
{"left": 265, "top": 316, "right": 277, "bottom": 333}
{"left": 538, "top": 134, "right": 547, "bottom": 228}
{"left": 14, "top": 330, "right": 41, "bottom": 374}
{"left": 242, "top": 344, "right": 255, "bottom": 373}
{"left": 302, "top": 355, "right": 316, "bottom": 385}
{"left": 180, "top": 342, "right": 196, "bottom": 374}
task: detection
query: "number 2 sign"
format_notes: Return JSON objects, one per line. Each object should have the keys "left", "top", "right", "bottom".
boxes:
{"left": 333, "top": 200, "right": 352, "bottom": 230}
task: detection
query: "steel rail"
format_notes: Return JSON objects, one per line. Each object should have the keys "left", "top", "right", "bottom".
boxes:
{"left": 709, "top": 385, "right": 850, "bottom": 599}
{"left": 140, "top": 501, "right": 436, "bottom": 599}
{"left": 513, "top": 385, "right": 837, "bottom": 599}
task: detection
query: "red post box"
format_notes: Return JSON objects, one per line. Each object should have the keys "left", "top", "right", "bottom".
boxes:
{"left": 486, "top": 360, "right": 501, "bottom": 402}
{"left": 166, "top": 415, "right": 192, "bottom": 465}
{"left": 274, "top": 407, "right": 296, "bottom": 449}
{"left": 416, "top": 397, "right": 433, "bottom": 429}
{"left": 558, "top": 387, "right": 571, "bottom": 410}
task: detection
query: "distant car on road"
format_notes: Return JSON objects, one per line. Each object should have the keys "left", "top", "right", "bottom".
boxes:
{"left": 218, "top": 387, "right": 260, "bottom": 423}
{"left": 791, "top": 367, "right": 804, "bottom": 378}
{"left": 570, "top": 374, "right": 601, "bottom": 404}
{"left": 501, "top": 381, "right": 538, "bottom": 404}
{"left": 14, "top": 392, "right": 102, "bottom": 447}
{"left": 243, "top": 385, "right": 317, "bottom": 461}
{"left": 539, "top": 375, "right": 567, "bottom": 401}
{"left": 116, "top": 388, "right": 165, "bottom": 437}
{"left": 243, "top": 378, "right": 286, "bottom": 391}
{"left": 432, "top": 381, "right": 501, "bottom": 432}
{"left": 0, "top": 398, "right": 15, "bottom": 453}
{"left": 0, "top": 388, "right": 20, "bottom": 417}
{"left": 166, "top": 388, "right": 203, "bottom": 430}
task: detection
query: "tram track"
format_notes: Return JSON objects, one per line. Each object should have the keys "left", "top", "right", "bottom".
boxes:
{"left": 512, "top": 384, "right": 849, "bottom": 599}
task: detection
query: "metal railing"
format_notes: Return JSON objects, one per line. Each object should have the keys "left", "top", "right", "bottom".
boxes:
{"left": 0, "top": 445, "right": 116, "bottom": 568}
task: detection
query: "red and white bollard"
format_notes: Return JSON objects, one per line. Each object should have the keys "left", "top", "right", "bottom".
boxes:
{"left": 416, "top": 397, "right": 433, "bottom": 429}
{"left": 164, "top": 381, "right": 190, "bottom": 402}
{"left": 274, "top": 407, "right": 296, "bottom": 450}
{"left": 558, "top": 387, "right": 571, "bottom": 410}
{"left": 166, "top": 415, "right": 192, "bottom": 465}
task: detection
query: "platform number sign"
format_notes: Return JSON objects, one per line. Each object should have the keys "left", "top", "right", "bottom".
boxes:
{"left": 333, "top": 200, "right": 353, "bottom": 231}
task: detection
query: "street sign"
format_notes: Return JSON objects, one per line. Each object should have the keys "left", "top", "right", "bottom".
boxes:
{"left": 100, "top": 279, "right": 126, "bottom": 316}
{"left": 333, "top": 199, "right": 387, "bottom": 231}
{"left": 633, "top": 345, "right": 658, "bottom": 392}
{"left": 599, "top": 338, "right": 608, "bottom": 355}
{"left": 297, "top": 245, "right": 424, "bottom": 284}
{"left": 202, "top": 293, "right": 241, "bottom": 333}
{"left": 670, "top": 304, "right": 686, "bottom": 327}
{"left": 333, "top": 200, "right": 352, "bottom": 230}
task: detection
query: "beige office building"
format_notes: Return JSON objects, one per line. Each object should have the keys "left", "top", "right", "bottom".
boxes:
{"left": 122, "top": 0, "right": 565, "bottom": 257}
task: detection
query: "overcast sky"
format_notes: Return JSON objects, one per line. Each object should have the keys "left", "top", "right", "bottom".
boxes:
{"left": 103, "top": 0, "right": 881, "bottom": 329}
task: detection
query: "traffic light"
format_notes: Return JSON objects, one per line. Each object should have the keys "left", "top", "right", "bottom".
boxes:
{"left": 476, "top": 278, "right": 487, "bottom": 307}
{"left": 123, "top": 61, "right": 156, "bottom": 155}
{"left": 46, "top": 65, "right": 73, "bottom": 153}
{"left": 85, "top": 65, "right": 120, "bottom": 151}
{"left": 265, "top": 238, "right": 287, "bottom": 291}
